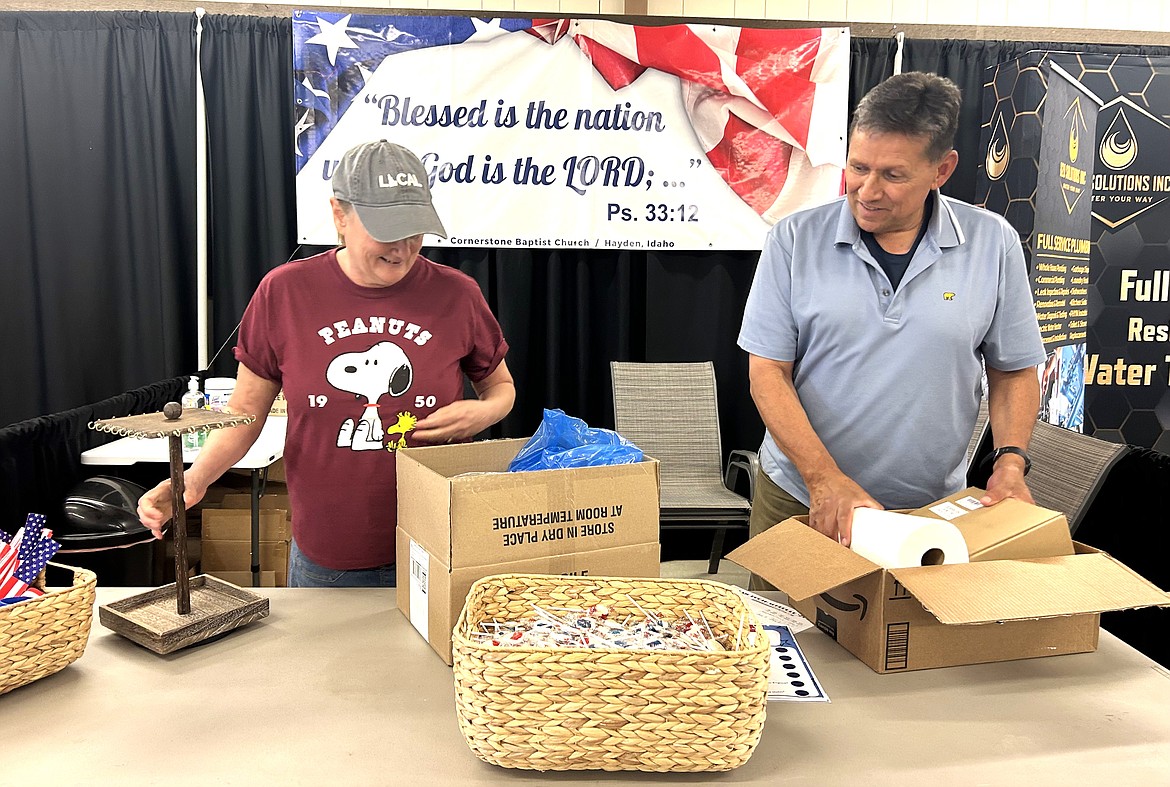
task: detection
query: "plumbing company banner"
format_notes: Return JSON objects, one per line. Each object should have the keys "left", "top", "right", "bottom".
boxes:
{"left": 293, "top": 12, "right": 848, "bottom": 251}
{"left": 980, "top": 51, "right": 1170, "bottom": 451}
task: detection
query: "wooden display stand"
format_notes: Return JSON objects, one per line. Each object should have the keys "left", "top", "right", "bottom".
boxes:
{"left": 90, "top": 406, "right": 270, "bottom": 654}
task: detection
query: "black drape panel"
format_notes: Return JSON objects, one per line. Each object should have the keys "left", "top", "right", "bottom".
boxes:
{"left": 423, "top": 247, "right": 645, "bottom": 440}
{"left": 0, "top": 376, "right": 185, "bottom": 533}
{"left": 425, "top": 247, "right": 764, "bottom": 457}
{"left": 0, "top": 12, "right": 197, "bottom": 427}
{"left": 849, "top": 35, "right": 898, "bottom": 117}
{"left": 901, "top": 38, "right": 1170, "bottom": 204}
{"left": 200, "top": 15, "right": 298, "bottom": 376}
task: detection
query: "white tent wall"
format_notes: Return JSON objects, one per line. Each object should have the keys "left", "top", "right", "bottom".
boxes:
{"left": 3, "top": 1, "right": 1170, "bottom": 43}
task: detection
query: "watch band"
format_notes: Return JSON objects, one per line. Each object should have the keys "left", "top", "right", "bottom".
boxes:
{"left": 985, "top": 445, "right": 1032, "bottom": 476}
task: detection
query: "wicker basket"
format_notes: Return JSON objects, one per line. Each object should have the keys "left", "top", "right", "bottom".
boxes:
{"left": 452, "top": 573, "right": 770, "bottom": 772}
{"left": 0, "top": 563, "right": 97, "bottom": 696}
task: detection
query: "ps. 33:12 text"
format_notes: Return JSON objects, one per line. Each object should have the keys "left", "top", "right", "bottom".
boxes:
{"left": 607, "top": 203, "right": 699, "bottom": 222}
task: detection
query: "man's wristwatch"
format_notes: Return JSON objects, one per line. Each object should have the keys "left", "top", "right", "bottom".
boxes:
{"left": 984, "top": 445, "right": 1032, "bottom": 476}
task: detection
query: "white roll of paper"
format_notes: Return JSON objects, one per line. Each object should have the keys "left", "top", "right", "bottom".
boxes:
{"left": 849, "top": 508, "right": 970, "bottom": 569}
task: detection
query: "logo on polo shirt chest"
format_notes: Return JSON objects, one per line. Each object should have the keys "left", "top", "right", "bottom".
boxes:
{"left": 943, "top": 291, "right": 956, "bottom": 300}
{"left": 377, "top": 172, "right": 422, "bottom": 188}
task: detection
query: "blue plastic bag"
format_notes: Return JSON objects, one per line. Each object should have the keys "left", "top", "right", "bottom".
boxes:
{"left": 508, "top": 409, "right": 643, "bottom": 472}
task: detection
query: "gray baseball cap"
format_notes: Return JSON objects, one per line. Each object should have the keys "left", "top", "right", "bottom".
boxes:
{"left": 331, "top": 140, "right": 448, "bottom": 243}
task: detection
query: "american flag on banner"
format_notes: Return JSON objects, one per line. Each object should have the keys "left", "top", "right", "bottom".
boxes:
{"left": 293, "top": 13, "right": 533, "bottom": 171}
{"left": 293, "top": 12, "right": 848, "bottom": 248}
{"left": 526, "top": 20, "right": 848, "bottom": 223}
{"left": 0, "top": 514, "right": 60, "bottom": 601}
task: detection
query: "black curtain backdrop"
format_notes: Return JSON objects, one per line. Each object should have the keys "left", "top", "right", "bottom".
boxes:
{"left": 8, "top": 18, "right": 1170, "bottom": 473}
{"left": 0, "top": 376, "right": 186, "bottom": 533}
{"left": 200, "top": 14, "right": 298, "bottom": 374}
{"left": 0, "top": 12, "right": 197, "bottom": 427}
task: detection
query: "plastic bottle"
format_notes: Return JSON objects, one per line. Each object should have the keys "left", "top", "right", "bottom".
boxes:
{"left": 181, "top": 376, "right": 206, "bottom": 451}
{"left": 204, "top": 377, "right": 236, "bottom": 413}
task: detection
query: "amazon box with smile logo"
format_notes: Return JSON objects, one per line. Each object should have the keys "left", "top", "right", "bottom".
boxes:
{"left": 728, "top": 488, "right": 1170, "bottom": 673}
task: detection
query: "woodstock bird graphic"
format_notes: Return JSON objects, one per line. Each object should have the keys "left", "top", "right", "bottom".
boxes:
{"left": 384, "top": 412, "right": 418, "bottom": 451}
{"left": 326, "top": 341, "right": 413, "bottom": 451}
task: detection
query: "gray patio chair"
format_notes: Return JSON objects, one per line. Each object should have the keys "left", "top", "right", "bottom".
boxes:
{"left": 1024, "top": 420, "right": 1129, "bottom": 536}
{"left": 610, "top": 361, "right": 756, "bottom": 574}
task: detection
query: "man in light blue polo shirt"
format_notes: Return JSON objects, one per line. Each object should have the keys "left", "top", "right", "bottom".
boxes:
{"left": 738, "top": 72, "right": 1045, "bottom": 576}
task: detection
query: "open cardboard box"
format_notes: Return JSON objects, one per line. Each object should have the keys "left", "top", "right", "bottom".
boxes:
{"left": 729, "top": 488, "right": 1170, "bottom": 672}
{"left": 396, "top": 438, "right": 662, "bottom": 663}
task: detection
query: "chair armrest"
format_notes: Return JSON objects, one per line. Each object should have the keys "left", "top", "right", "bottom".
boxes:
{"left": 725, "top": 449, "right": 759, "bottom": 502}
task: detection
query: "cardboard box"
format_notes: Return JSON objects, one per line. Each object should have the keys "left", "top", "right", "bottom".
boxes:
{"left": 266, "top": 458, "right": 286, "bottom": 484}
{"left": 199, "top": 478, "right": 254, "bottom": 508}
{"left": 913, "top": 489, "right": 1074, "bottom": 561}
{"left": 204, "top": 569, "right": 278, "bottom": 588}
{"left": 201, "top": 508, "right": 290, "bottom": 541}
{"left": 728, "top": 489, "right": 1170, "bottom": 673}
{"left": 219, "top": 493, "right": 293, "bottom": 522}
{"left": 397, "top": 528, "right": 661, "bottom": 664}
{"left": 201, "top": 538, "right": 290, "bottom": 587}
{"left": 397, "top": 439, "right": 660, "bottom": 567}
{"left": 395, "top": 438, "right": 662, "bottom": 663}
{"left": 227, "top": 457, "right": 286, "bottom": 483}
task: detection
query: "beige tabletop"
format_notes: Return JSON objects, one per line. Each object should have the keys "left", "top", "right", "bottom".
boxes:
{"left": 4, "top": 586, "right": 1170, "bottom": 785}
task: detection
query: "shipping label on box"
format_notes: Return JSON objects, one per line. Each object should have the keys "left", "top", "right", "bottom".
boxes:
{"left": 396, "top": 526, "right": 661, "bottom": 665}
{"left": 912, "top": 488, "right": 1074, "bottom": 561}
{"left": 397, "top": 439, "right": 660, "bottom": 568}
{"left": 201, "top": 508, "right": 290, "bottom": 541}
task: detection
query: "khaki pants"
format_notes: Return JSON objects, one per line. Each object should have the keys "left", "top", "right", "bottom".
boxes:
{"left": 747, "top": 469, "right": 810, "bottom": 591}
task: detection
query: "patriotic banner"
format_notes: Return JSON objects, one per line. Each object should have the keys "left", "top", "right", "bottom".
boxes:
{"left": 293, "top": 13, "right": 849, "bottom": 250}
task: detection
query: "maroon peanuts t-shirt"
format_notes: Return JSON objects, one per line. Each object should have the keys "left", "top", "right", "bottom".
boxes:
{"left": 235, "top": 249, "right": 508, "bottom": 570}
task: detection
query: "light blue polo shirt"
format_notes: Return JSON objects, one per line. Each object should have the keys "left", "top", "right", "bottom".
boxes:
{"left": 738, "top": 192, "right": 1045, "bottom": 509}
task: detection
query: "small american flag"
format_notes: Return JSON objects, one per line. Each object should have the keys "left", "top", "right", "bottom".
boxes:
{"left": 0, "top": 514, "right": 60, "bottom": 600}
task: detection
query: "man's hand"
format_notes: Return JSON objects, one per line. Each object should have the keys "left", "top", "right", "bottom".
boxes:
{"left": 806, "top": 472, "right": 882, "bottom": 547}
{"left": 136, "top": 474, "right": 209, "bottom": 540}
{"left": 980, "top": 456, "right": 1034, "bottom": 506}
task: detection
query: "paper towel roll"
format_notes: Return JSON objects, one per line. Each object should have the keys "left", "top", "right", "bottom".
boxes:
{"left": 849, "top": 508, "right": 970, "bottom": 568}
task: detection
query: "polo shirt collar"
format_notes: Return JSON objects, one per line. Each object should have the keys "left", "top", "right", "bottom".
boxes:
{"left": 833, "top": 190, "right": 964, "bottom": 249}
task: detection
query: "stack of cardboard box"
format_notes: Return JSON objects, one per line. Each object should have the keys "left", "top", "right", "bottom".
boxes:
{"left": 396, "top": 438, "right": 663, "bottom": 664}
{"left": 199, "top": 486, "right": 291, "bottom": 587}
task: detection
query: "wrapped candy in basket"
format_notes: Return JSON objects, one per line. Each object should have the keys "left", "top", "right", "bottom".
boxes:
{"left": 452, "top": 573, "right": 770, "bottom": 772}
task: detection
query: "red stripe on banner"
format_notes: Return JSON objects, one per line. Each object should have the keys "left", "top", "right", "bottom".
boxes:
{"left": 630, "top": 26, "right": 727, "bottom": 92}
{"left": 708, "top": 113, "right": 792, "bottom": 214}
{"left": 526, "top": 19, "right": 572, "bottom": 45}
{"left": 734, "top": 28, "right": 822, "bottom": 149}
{"left": 573, "top": 35, "right": 648, "bottom": 90}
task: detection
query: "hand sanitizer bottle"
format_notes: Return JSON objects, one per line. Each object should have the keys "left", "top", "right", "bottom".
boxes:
{"left": 181, "top": 376, "right": 206, "bottom": 451}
